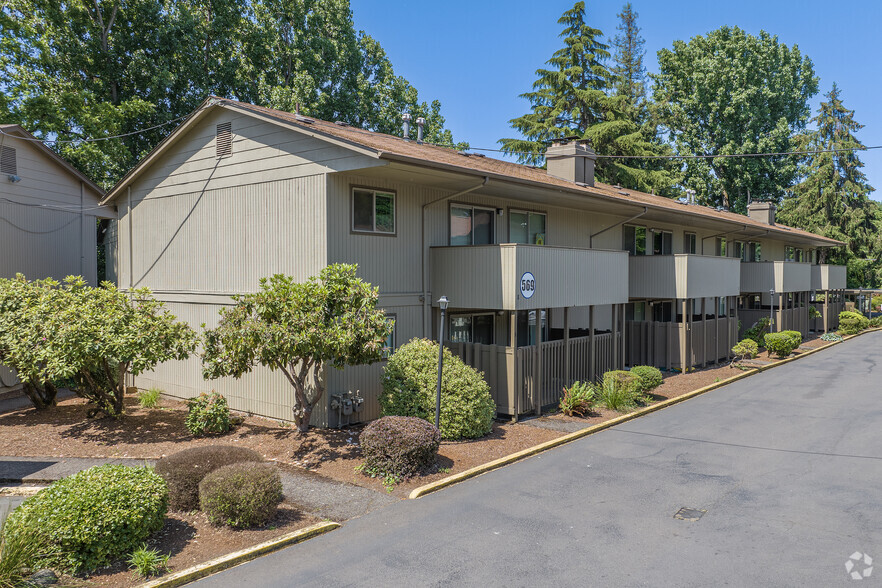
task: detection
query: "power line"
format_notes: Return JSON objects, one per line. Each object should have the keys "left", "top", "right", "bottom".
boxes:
{"left": 0, "top": 197, "right": 109, "bottom": 214}
{"left": 0, "top": 115, "right": 189, "bottom": 144}
{"left": 456, "top": 144, "right": 882, "bottom": 160}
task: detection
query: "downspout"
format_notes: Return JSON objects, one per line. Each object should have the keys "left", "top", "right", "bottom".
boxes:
{"left": 127, "top": 186, "right": 133, "bottom": 298}
{"left": 589, "top": 206, "right": 647, "bottom": 248}
{"left": 421, "top": 176, "right": 490, "bottom": 336}
{"left": 79, "top": 181, "right": 85, "bottom": 279}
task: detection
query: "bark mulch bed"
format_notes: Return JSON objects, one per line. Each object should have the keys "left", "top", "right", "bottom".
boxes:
{"left": 60, "top": 504, "right": 318, "bottom": 588}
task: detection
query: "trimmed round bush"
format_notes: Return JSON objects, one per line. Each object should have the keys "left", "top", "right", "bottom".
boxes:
{"left": 155, "top": 445, "right": 264, "bottom": 511}
{"left": 780, "top": 330, "right": 802, "bottom": 349}
{"left": 2, "top": 465, "right": 167, "bottom": 573}
{"left": 380, "top": 338, "right": 496, "bottom": 440}
{"left": 360, "top": 416, "right": 441, "bottom": 479}
{"left": 199, "top": 462, "right": 283, "bottom": 528}
{"left": 629, "top": 366, "right": 663, "bottom": 392}
{"left": 763, "top": 332, "right": 795, "bottom": 358}
{"left": 185, "top": 391, "right": 231, "bottom": 437}
{"left": 731, "top": 338, "right": 759, "bottom": 360}
{"left": 839, "top": 310, "right": 869, "bottom": 335}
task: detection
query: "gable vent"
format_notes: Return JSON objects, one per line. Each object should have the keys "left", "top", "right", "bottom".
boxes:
{"left": 0, "top": 146, "right": 16, "bottom": 175}
{"left": 216, "top": 122, "right": 232, "bottom": 158}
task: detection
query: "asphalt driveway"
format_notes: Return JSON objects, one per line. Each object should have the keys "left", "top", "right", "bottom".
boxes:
{"left": 196, "top": 333, "right": 882, "bottom": 587}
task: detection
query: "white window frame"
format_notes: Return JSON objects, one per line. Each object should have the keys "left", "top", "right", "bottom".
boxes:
{"left": 351, "top": 187, "right": 396, "bottom": 235}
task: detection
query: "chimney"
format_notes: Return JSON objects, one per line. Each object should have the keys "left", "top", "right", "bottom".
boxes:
{"left": 402, "top": 113, "right": 412, "bottom": 140}
{"left": 416, "top": 117, "right": 425, "bottom": 143}
{"left": 545, "top": 140, "right": 597, "bottom": 186}
{"left": 747, "top": 201, "right": 776, "bottom": 225}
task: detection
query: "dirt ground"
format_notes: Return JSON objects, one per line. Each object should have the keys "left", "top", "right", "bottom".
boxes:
{"left": 60, "top": 504, "right": 318, "bottom": 587}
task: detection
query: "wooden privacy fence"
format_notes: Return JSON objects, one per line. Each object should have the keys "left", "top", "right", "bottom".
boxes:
{"left": 740, "top": 307, "right": 809, "bottom": 338}
{"left": 446, "top": 332, "right": 622, "bottom": 417}
{"left": 810, "top": 301, "right": 843, "bottom": 333}
{"left": 626, "top": 317, "right": 737, "bottom": 371}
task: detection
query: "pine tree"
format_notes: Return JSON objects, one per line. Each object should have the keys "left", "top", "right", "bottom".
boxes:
{"left": 499, "top": 2, "right": 676, "bottom": 195}
{"left": 777, "top": 84, "right": 876, "bottom": 284}
{"left": 611, "top": 3, "right": 646, "bottom": 108}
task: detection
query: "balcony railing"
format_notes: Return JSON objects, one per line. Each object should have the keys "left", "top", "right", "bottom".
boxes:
{"left": 629, "top": 254, "right": 741, "bottom": 299}
{"left": 740, "top": 261, "right": 812, "bottom": 293}
{"left": 811, "top": 264, "right": 847, "bottom": 291}
{"left": 430, "top": 244, "right": 628, "bottom": 310}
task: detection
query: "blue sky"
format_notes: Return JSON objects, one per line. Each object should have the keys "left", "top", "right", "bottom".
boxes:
{"left": 350, "top": 0, "right": 882, "bottom": 199}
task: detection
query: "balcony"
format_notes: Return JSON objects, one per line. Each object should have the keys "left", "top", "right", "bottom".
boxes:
{"left": 430, "top": 244, "right": 628, "bottom": 310}
{"left": 740, "top": 261, "right": 812, "bottom": 293}
{"left": 628, "top": 254, "right": 741, "bottom": 300}
{"left": 811, "top": 264, "right": 847, "bottom": 291}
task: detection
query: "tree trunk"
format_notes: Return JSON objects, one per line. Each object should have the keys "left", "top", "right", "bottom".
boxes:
{"left": 21, "top": 381, "right": 57, "bottom": 410}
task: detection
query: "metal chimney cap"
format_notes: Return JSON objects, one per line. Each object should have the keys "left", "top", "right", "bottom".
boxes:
{"left": 416, "top": 117, "right": 426, "bottom": 124}
{"left": 402, "top": 113, "right": 412, "bottom": 122}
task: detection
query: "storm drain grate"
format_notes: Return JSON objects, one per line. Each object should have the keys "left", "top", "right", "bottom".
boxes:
{"left": 674, "top": 507, "right": 706, "bottom": 521}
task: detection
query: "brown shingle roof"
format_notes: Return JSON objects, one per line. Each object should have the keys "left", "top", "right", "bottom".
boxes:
{"left": 221, "top": 99, "right": 842, "bottom": 247}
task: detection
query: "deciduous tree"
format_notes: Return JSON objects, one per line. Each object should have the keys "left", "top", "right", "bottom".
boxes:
{"left": 202, "top": 264, "right": 392, "bottom": 434}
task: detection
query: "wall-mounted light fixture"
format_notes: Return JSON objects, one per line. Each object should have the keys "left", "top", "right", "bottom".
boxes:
{"left": 7, "top": 175, "right": 21, "bottom": 183}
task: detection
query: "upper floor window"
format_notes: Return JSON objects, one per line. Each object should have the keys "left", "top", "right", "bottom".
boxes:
{"left": 785, "top": 246, "right": 803, "bottom": 262}
{"left": 353, "top": 188, "right": 395, "bottom": 234}
{"left": 652, "top": 229, "right": 672, "bottom": 255}
{"left": 509, "top": 210, "right": 546, "bottom": 245}
{"left": 684, "top": 232, "right": 697, "bottom": 254}
{"left": 748, "top": 241, "right": 762, "bottom": 262}
{"left": 623, "top": 224, "right": 647, "bottom": 256}
{"left": 382, "top": 315, "right": 396, "bottom": 359}
{"left": 732, "top": 241, "right": 747, "bottom": 261}
{"left": 451, "top": 205, "right": 495, "bottom": 245}
{"left": 715, "top": 237, "right": 727, "bottom": 257}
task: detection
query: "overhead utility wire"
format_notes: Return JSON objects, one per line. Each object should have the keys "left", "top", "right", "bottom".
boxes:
{"left": 0, "top": 114, "right": 189, "bottom": 144}
{"left": 453, "top": 144, "right": 882, "bottom": 160}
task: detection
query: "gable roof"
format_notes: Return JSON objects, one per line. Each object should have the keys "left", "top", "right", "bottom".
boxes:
{"left": 102, "top": 98, "right": 843, "bottom": 247}
{"left": 0, "top": 124, "right": 105, "bottom": 198}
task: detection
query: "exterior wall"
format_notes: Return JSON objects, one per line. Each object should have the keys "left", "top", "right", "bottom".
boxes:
{"left": 812, "top": 264, "right": 847, "bottom": 291}
{"left": 629, "top": 255, "right": 740, "bottom": 299}
{"left": 741, "top": 261, "right": 812, "bottom": 293}
{"left": 0, "top": 134, "right": 103, "bottom": 284}
{"left": 114, "top": 108, "right": 390, "bottom": 426}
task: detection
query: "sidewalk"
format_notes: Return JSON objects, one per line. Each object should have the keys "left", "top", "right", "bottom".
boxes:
{"left": 0, "top": 456, "right": 396, "bottom": 522}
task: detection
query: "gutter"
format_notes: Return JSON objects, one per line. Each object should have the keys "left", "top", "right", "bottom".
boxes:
{"left": 589, "top": 207, "right": 647, "bottom": 248}
{"left": 700, "top": 225, "right": 747, "bottom": 255}
{"left": 421, "top": 177, "right": 490, "bottom": 336}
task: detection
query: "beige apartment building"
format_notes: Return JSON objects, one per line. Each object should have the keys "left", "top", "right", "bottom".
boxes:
{"left": 100, "top": 98, "right": 845, "bottom": 427}
{"left": 0, "top": 125, "right": 112, "bottom": 394}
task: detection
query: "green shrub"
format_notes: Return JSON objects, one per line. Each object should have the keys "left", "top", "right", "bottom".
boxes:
{"left": 2, "top": 465, "right": 167, "bottom": 573}
{"left": 128, "top": 544, "right": 169, "bottom": 579}
{"left": 763, "top": 332, "right": 795, "bottom": 358}
{"left": 138, "top": 387, "right": 162, "bottom": 409}
{"left": 0, "top": 519, "right": 50, "bottom": 588}
{"left": 359, "top": 416, "right": 441, "bottom": 480}
{"left": 185, "top": 391, "right": 231, "bottom": 436}
{"left": 731, "top": 339, "right": 758, "bottom": 360}
{"left": 598, "top": 370, "right": 642, "bottom": 412}
{"left": 838, "top": 311, "right": 869, "bottom": 335}
{"left": 872, "top": 294, "right": 882, "bottom": 310}
{"left": 809, "top": 306, "right": 822, "bottom": 320}
{"left": 199, "top": 462, "right": 283, "bottom": 529}
{"left": 870, "top": 316, "right": 882, "bottom": 328}
{"left": 629, "top": 366, "right": 663, "bottom": 392}
{"left": 744, "top": 317, "right": 771, "bottom": 347}
{"left": 780, "top": 330, "right": 802, "bottom": 349}
{"left": 559, "top": 381, "right": 595, "bottom": 417}
{"left": 821, "top": 332, "right": 843, "bottom": 342}
{"left": 154, "top": 445, "right": 264, "bottom": 511}
{"left": 380, "top": 338, "right": 496, "bottom": 440}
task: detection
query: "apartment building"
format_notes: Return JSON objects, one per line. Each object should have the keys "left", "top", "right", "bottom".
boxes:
{"left": 100, "top": 98, "right": 844, "bottom": 427}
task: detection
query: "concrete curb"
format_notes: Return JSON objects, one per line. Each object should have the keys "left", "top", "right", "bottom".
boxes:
{"left": 0, "top": 486, "right": 43, "bottom": 496}
{"left": 409, "top": 328, "right": 876, "bottom": 500}
{"left": 139, "top": 521, "right": 340, "bottom": 588}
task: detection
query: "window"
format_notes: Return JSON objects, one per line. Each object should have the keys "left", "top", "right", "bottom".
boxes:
{"left": 353, "top": 188, "right": 395, "bottom": 234}
{"left": 732, "top": 241, "right": 746, "bottom": 261}
{"left": 449, "top": 313, "right": 494, "bottom": 344}
{"left": 509, "top": 210, "right": 546, "bottom": 244}
{"left": 216, "top": 122, "right": 232, "bottom": 158}
{"left": 652, "top": 230, "right": 673, "bottom": 255}
{"left": 748, "top": 241, "right": 762, "bottom": 262}
{"left": 625, "top": 302, "right": 646, "bottom": 321}
{"left": 718, "top": 298, "right": 727, "bottom": 316}
{"left": 715, "top": 237, "right": 727, "bottom": 257}
{"left": 795, "top": 249, "right": 803, "bottom": 262}
{"left": 516, "top": 310, "right": 547, "bottom": 346}
{"left": 684, "top": 232, "right": 697, "bottom": 254}
{"left": 450, "top": 205, "right": 494, "bottom": 245}
{"left": 382, "top": 315, "right": 396, "bottom": 358}
{"left": 623, "top": 225, "right": 647, "bottom": 256}
{"left": 785, "top": 246, "right": 796, "bottom": 261}
{"left": 652, "top": 301, "right": 673, "bottom": 322}
{"left": 0, "top": 146, "right": 16, "bottom": 175}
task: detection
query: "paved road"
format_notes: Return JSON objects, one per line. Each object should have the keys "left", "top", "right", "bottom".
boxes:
{"left": 197, "top": 334, "right": 882, "bottom": 587}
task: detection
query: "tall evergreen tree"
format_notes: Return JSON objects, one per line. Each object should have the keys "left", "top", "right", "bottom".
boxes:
{"left": 499, "top": 1, "right": 677, "bottom": 195}
{"left": 610, "top": 3, "right": 646, "bottom": 108}
{"left": 777, "top": 84, "right": 876, "bottom": 284}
